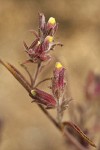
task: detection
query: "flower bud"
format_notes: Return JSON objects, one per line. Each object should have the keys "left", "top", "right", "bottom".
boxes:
{"left": 52, "top": 62, "right": 65, "bottom": 99}
{"left": 48, "top": 17, "right": 56, "bottom": 25}
{"left": 31, "top": 88, "right": 56, "bottom": 108}
{"left": 55, "top": 62, "right": 63, "bottom": 69}
{"left": 44, "top": 36, "right": 53, "bottom": 43}
{"left": 46, "top": 17, "right": 56, "bottom": 35}
{"left": 42, "top": 36, "right": 53, "bottom": 52}
{"left": 47, "top": 17, "right": 56, "bottom": 30}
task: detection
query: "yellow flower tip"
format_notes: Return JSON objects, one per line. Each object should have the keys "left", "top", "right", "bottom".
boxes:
{"left": 55, "top": 62, "right": 63, "bottom": 69}
{"left": 37, "top": 41, "right": 41, "bottom": 45}
{"left": 46, "top": 36, "right": 53, "bottom": 43}
{"left": 48, "top": 17, "right": 56, "bottom": 25}
{"left": 31, "top": 90, "right": 36, "bottom": 96}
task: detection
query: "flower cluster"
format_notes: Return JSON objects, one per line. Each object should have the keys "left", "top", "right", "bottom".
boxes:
{"left": 31, "top": 62, "right": 66, "bottom": 109}
{"left": 23, "top": 13, "right": 62, "bottom": 63}
{"left": 0, "top": 12, "right": 96, "bottom": 149}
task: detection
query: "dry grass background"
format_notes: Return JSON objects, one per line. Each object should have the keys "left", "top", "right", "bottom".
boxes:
{"left": 0, "top": 0, "right": 100, "bottom": 149}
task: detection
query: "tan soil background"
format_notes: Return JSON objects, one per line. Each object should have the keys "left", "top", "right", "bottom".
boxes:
{"left": 0, "top": 0, "right": 100, "bottom": 150}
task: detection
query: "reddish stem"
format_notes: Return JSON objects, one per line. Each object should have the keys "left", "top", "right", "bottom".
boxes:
{"left": 32, "top": 62, "right": 41, "bottom": 87}
{"left": 35, "top": 77, "right": 52, "bottom": 87}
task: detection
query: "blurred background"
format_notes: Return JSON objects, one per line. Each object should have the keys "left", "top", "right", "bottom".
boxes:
{"left": 0, "top": 0, "right": 100, "bottom": 150}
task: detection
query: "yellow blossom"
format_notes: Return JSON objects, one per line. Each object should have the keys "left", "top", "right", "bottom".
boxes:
{"left": 45, "top": 36, "right": 53, "bottom": 43}
{"left": 55, "top": 62, "right": 63, "bottom": 69}
{"left": 48, "top": 17, "right": 56, "bottom": 25}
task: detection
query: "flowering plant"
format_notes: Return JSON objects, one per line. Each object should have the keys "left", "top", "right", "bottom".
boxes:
{"left": 23, "top": 13, "right": 62, "bottom": 64}
{"left": 0, "top": 13, "right": 96, "bottom": 150}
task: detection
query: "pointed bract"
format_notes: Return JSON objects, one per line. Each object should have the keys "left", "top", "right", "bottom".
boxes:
{"left": 31, "top": 88, "right": 56, "bottom": 108}
{"left": 52, "top": 62, "right": 65, "bottom": 99}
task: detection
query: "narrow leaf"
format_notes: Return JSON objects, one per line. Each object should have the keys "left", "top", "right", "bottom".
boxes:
{"left": 29, "top": 30, "right": 39, "bottom": 38}
{"left": 29, "top": 38, "right": 39, "bottom": 49}
{"left": 0, "top": 59, "right": 31, "bottom": 93}
{"left": 23, "top": 41, "right": 29, "bottom": 51}
{"left": 63, "top": 121, "right": 96, "bottom": 148}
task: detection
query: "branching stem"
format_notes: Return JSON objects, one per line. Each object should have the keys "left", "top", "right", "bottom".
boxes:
{"left": 32, "top": 62, "right": 41, "bottom": 87}
{"left": 35, "top": 77, "right": 52, "bottom": 87}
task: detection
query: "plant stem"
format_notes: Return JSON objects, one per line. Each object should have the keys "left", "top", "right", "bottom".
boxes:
{"left": 0, "top": 60, "right": 90, "bottom": 150}
{"left": 32, "top": 62, "right": 41, "bottom": 87}
{"left": 38, "top": 104, "right": 61, "bottom": 130}
{"left": 35, "top": 77, "right": 52, "bottom": 87}
{"left": 31, "top": 62, "right": 89, "bottom": 150}
{"left": 38, "top": 104, "right": 89, "bottom": 150}
{"left": 57, "top": 100, "right": 62, "bottom": 125}
{"left": 21, "top": 64, "right": 34, "bottom": 88}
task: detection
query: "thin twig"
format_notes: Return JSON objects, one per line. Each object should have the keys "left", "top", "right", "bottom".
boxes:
{"left": 21, "top": 64, "right": 34, "bottom": 88}
{"left": 35, "top": 77, "right": 52, "bottom": 87}
{"left": 32, "top": 62, "right": 41, "bottom": 87}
